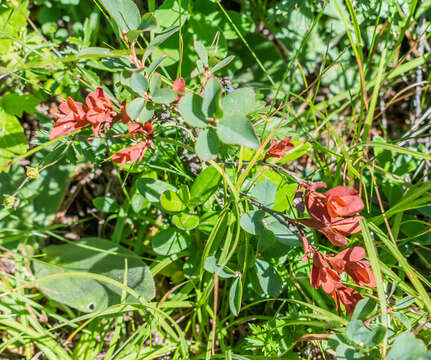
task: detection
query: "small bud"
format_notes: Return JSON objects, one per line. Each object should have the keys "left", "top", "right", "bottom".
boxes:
{"left": 26, "top": 167, "right": 40, "bottom": 179}
{"left": 3, "top": 195, "right": 17, "bottom": 208}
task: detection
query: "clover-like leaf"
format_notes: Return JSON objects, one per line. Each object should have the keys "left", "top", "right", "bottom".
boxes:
{"left": 202, "top": 77, "right": 223, "bottom": 118}
{"left": 152, "top": 88, "right": 177, "bottom": 104}
{"left": 173, "top": 213, "right": 199, "bottom": 230}
{"left": 221, "top": 88, "right": 255, "bottom": 116}
{"left": 195, "top": 128, "right": 219, "bottom": 161}
{"left": 217, "top": 115, "right": 259, "bottom": 149}
{"left": 130, "top": 73, "right": 148, "bottom": 96}
{"left": 178, "top": 94, "right": 208, "bottom": 128}
{"left": 126, "top": 98, "right": 153, "bottom": 122}
{"left": 160, "top": 190, "right": 187, "bottom": 213}
{"left": 152, "top": 228, "right": 189, "bottom": 256}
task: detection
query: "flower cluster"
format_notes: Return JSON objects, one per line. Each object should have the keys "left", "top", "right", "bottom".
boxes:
{"left": 49, "top": 87, "right": 157, "bottom": 169}
{"left": 298, "top": 183, "right": 364, "bottom": 247}
{"left": 50, "top": 88, "right": 119, "bottom": 140}
{"left": 297, "top": 183, "right": 376, "bottom": 314}
{"left": 309, "top": 247, "right": 375, "bottom": 314}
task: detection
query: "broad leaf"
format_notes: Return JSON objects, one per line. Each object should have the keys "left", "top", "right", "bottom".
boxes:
{"left": 130, "top": 73, "right": 149, "bottom": 96}
{"left": 152, "top": 88, "right": 177, "bottom": 104}
{"left": 202, "top": 77, "right": 223, "bottom": 118}
{"left": 217, "top": 115, "right": 259, "bottom": 149}
{"left": 173, "top": 213, "right": 199, "bottom": 230}
{"left": 190, "top": 165, "right": 221, "bottom": 203}
{"left": 126, "top": 98, "right": 153, "bottom": 122}
{"left": 221, "top": 88, "right": 255, "bottom": 116}
{"left": 240, "top": 210, "right": 265, "bottom": 235}
{"left": 229, "top": 276, "right": 242, "bottom": 316}
{"left": 0, "top": 110, "right": 28, "bottom": 171}
{"left": 178, "top": 94, "right": 208, "bottom": 128}
{"left": 152, "top": 228, "right": 189, "bottom": 255}
{"left": 33, "top": 260, "right": 108, "bottom": 313}
{"left": 100, "top": 0, "right": 141, "bottom": 31}
{"left": 195, "top": 128, "right": 219, "bottom": 161}
{"left": 137, "top": 178, "right": 176, "bottom": 202}
{"left": 255, "top": 258, "right": 282, "bottom": 297}
{"left": 93, "top": 197, "right": 120, "bottom": 213}
{"left": 160, "top": 190, "right": 187, "bottom": 213}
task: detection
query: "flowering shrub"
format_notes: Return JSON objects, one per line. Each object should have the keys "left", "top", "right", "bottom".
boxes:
{"left": 1, "top": 0, "right": 431, "bottom": 359}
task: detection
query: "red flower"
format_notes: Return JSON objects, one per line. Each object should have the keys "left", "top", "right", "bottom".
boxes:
{"left": 325, "top": 186, "right": 364, "bottom": 218}
{"left": 328, "top": 247, "right": 376, "bottom": 287}
{"left": 85, "top": 88, "right": 116, "bottom": 136}
{"left": 49, "top": 97, "right": 88, "bottom": 140}
{"left": 264, "top": 137, "right": 295, "bottom": 160}
{"left": 112, "top": 141, "right": 149, "bottom": 170}
{"left": 173, "top": 77, "right": 186, "bottom": 103}
{"left": 119, "top": 100, "right": 130, "bottom": 124}
{"left": 331, "top": 284, "right": 363, "bottom": 315}
{"left": 299, "top": 183, "right": 364, "bottom": 246}
{"left": 128, "top": 121, "right": 153, "bottom": 139}
{"left": 310, "top": 251, "right": 340, "bottom": 294}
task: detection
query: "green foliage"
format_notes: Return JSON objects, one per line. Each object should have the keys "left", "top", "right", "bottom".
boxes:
{"left": 1, "top": 0, "right": 431, "bottom": 358}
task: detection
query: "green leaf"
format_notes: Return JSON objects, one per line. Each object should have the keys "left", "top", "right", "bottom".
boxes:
{"left": 255, "top": 258, "right": 282, "bottom": 297}
{"left": 262, "top": 216, "right": 301, "bottom": 246}
{"left": 137, "top": 178, "right": 176, "bottom": 202}
{"left": 346, "top": 320, "right": 385, "bottom": 348}
{"left": 249, "top": 179, "right": 276, "bottom": 208}
{"left": 204, "top": 257, "right": 234, "bottom": 279}
{"left": 76, "top": 47, "right": 113, "bottom": 58}
{"left": 130, "top": 73, "right": 149, "bottom": 96}
{"left": 351, "top": 298, "right": 377, "bottom": 321}
{"left": 387, "top": 332, "right": 428, "bottom": 360}
{"left": 149, "top": 73, "right": 161, "bottom": 94}
{"left": 0, "top": 93, "right": 40, "bottom": 117}
{"left": 178, "top": 94, "right": 208, "bottom": 128}
{"left": 202, "top": 77, "right": 223, "bottom": 118}
{"left": 35, "top": 238, "right": 156, "bottom": 311}
{"left": 93, "top": 197, "right": 120, "bottom": 213}
{"left": 240, "top": 210, "right": 265, "bottom": 235}
{"left": 160, "top": 190, "right": 187, "bottom": 213}
{"left": 217, "top": 115, "right": 260, "bottom": 149}
{"left": 152, "top": 228, "right": 189, "bottom": 256}
{"left": 152, "top": 88, "right": 177, "bottom": 104}
{"left": 146, "top": 55, "right": 167, "bottom": 76}
{"left": 190, "top": 165, "right": 221, "bottom": 204}
{"left": 195, "top": 128, "right": 219, "bottom": 161}
{"left": 210, "top": 55, "right": 235, "bottom": 74}
{"left": 173, "top": 213, "right": 199, "bottom": 230}
{"left": 100, "top": 0, "right": 141, "bottom": 31}
{"left": 33, "top": 260, "right": 108, "bottom": 313}
{"left": 0, "top": 110, "right": 28, "bottom": 171}
{"left": 125, "top": 30, "right": 143, "bottom": 42}
{"left": 126, "top": 98, "right": 153, "bottom": 122}
{"left": 229, "top": 276, "right": 242, "bottom": 316}
{"left": 394, "top": 296, "right": 416, "bottom": 310}
{"left": 221, "top": 88, "right": 255, "bottom": 116}
{"left": 140, "top": 12, "right": 157, "bottom": 31}
{"left": 194, "top": 40, "right": 208, "bottom": 67}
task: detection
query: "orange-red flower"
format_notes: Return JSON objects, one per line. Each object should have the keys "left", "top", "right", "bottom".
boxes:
{"left": 85, "top": 88, "right": 116, "bottom": 136}
{"left": 310, "top": 251, "right": 340, "bottom": 294}
{"left": 328, "top": 247, "right": 376, "bottom": 287}
{"left": 298, "top": 182, "right": 364, "bottom": 247}
{"left": 112, "top": 141, "right": 149, "bottom": 170}
{"left": 331, "top": 283, "right": 363, "bottom": 315}
{"left": 264, "top": 137, "right": 295, "bottom": 160}
{"left": 172, "top": 77, "right": 186, "bottom": 103}
{"left": 128, "top": 121, "right": 153, "bottom": 139}
{"left": 119, "top": 100, "right": 131, "bottom": 124}
{"left": 49, "top": 97, "right": 88, "bottom": 140}
{"left": 326, "top": 186, "right": 364, "bottom": 218}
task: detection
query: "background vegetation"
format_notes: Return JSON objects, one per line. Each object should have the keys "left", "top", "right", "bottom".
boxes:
{"left": 1, "top": 0, "right": 431, "bottom": 358}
